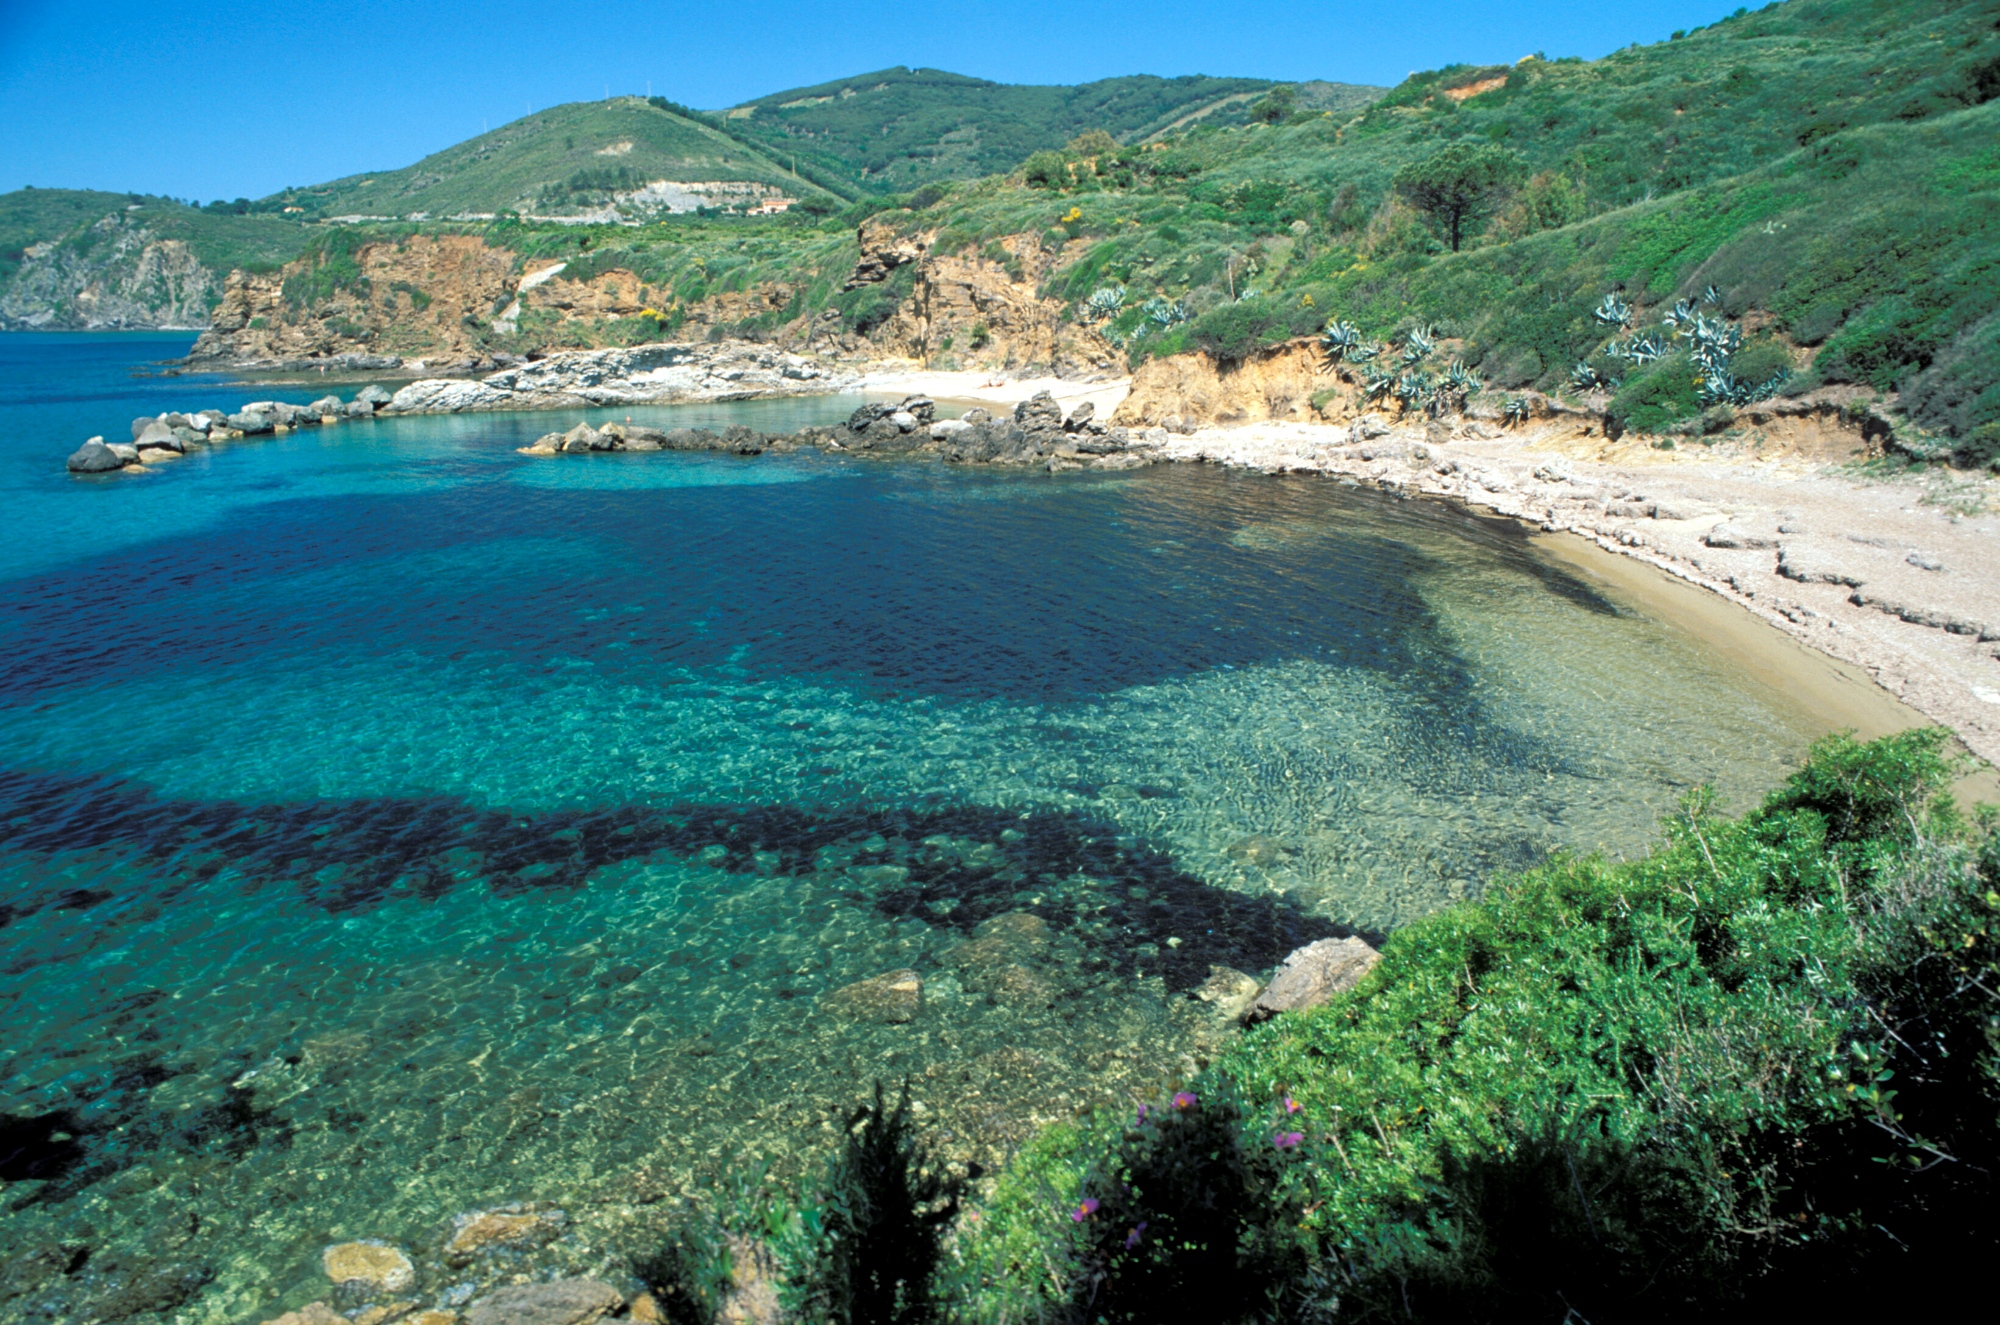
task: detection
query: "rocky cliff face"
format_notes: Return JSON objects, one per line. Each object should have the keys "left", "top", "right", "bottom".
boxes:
{"left": 189, "top": 234, "right": 517, "bottom": 368}
{"left": 0, "top": 214, "right": 215, "bottom": 329}
{"left": 1115, "top": 338, "right": 1359, "bottom": 427}
{"left": 849, "top": 217, "right": 1121, "bottom": 375}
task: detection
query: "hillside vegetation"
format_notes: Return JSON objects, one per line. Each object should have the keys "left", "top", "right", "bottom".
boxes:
{"left": 717, "top": 67, "right": 1381, "bottom": 192}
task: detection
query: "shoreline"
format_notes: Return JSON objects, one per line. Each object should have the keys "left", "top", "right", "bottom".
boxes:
{"left": 1143, "top": 415, "right": 2000, "bottom": 772}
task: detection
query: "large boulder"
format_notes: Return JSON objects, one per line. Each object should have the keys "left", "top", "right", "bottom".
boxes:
{"left": 321, "top": 1241, "right": 414, "bottom": 1293}
{"left": 228, "top": 411, "right": 274, "bottom": 435}
{"left": 559, "top": 423, "right": 600, "bottom": 453}
{"left": 67, "top": 438, "right": 124, "bottom": 473}
{"left": 464, "top": 1279, "right": 621, "bottom": 1325}
{"left": 1063, "top": 400, "right": 1096, "bottom": 432}
{"left": 354, "top": 385, "right": 393, "bottom": 409}
{"left": 1247, "top": 936, "right": 1381, "bottom": 1022}
{"left": 130, "top": 416, "right": 156, "bottom": 441}
{"left": 134, "top": 421, "right": 185, "bottom": 452}
{"left": 1014, "top": 391, "right": 1065, "bottom": 433}
{"left": 308, "top": 395, "right": 343, "bottom": 417}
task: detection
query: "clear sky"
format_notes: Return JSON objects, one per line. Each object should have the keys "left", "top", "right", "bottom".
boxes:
{"left": 1, "top": 0, "right": 1750, "bottom": 201}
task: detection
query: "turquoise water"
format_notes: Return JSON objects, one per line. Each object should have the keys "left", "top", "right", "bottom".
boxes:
{"left": 1, "top": 334, "right": 1834, "bottom": 1322}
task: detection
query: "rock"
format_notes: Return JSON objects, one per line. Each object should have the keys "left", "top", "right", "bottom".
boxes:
{"left": 1014, "top": 391, "right": 1065, "bottom": 433}
{"left": 558, "top": 423, "right": 601, "bottom": 453}
{"left": 928, "top": 418, "right": 971, "bottom": 439}
{"left": 260, "top": 1305, "right": 347, "bottom": 1325}
{"left": 195, "top": 409, "right": 228, "bottom": 429}
{"left": 67, "top": 439, "right": 124, "bottom": 473}
{"left": 1225, "top": 835, "right": 1287, "bottom": 867}
{"left": 464, "top": 1279, "right": 621, "bottom": 1325}
{"left": 229, "top": 410, "right": 274, "bottom": 435}
{"left": 1248, "top": 936, "right": 1382, "bottom": 1021}
{"left": 846, "top": 401, "right": 895, "bottom": 432}
{"left": 323, "top": 1241, "right": 415, "bottom": 1293}
{"left": 309, "top": 395, "right": 343, "bottom": 415}
{"left": 353, "top": 1304, "right": 421, "bottom": 1325}
{"left": 355, "top": 385, "right": 393, "bottom": 409}
{"left": 1195, "top": 966, "right": 1262, "bottom": 1021}
{"left": 1777, "top": 544, "right": 1867, "bottom": 587}
{"left": 887, "top": 410, "right": 918, "bottom": 432}
{"left": 898, "top": 396, "right": 937, "bottom": 425}
{"left": 824, "top": 969, "right": 922, "bottom": 1024}
{"left": 1651, "top": 499, "right": 1717, "bottom": 521}
{"left": 1605, "top": 499, "right": 1654, "bottom": 519}
{"left": 130, "top": 416, "right": 156, "bottom": 441}
{"left": 960, "top": 407, "right": 993, "bottom": 425}
{"left": 1064, "top": 400, "right": 1096, "bottom": 431}
{"left": 134, "top": 421, "right": 185, "bottom": 452}
{"left": 443, "top": 1206, "right": 566, "bottom": 1262}
{"left": 1907, "top": 552, "right": 1944, "bottom": 572}
{"left": 1703, "top": 523, "right": 1776, "bottom": 550}
{"left": 628, "top": 1294, "right": 665, "bottom": 1324}
{"left": 345, "top": 400, "right": 376, "bottom": 418}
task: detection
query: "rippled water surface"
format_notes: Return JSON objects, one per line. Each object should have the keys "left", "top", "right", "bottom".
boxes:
{"left": 2, "top": 335, "right": 1837, "bottom": 1322}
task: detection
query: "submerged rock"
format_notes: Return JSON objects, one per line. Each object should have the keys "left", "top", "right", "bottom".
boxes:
{"left": 464, "top": 1279, "right": 620, "bottom": 1325}
{"left": 322, "top": 1240, "right": 414, "bottom": 1293}
{"left": 1195, "top": 965, "right": 1262, "bottom": 1021}
{"left": 443, "top": 1206, "right": 566, "bottom": 1262}
{"left": 1248, "top": 936, "right": 1381, "bottom": 1022}
{"left": 824, "top": 968, "right": 923, "bottom": 1023}
{"left": 259, "top": 1305, "right": 346, "bottom": 1325}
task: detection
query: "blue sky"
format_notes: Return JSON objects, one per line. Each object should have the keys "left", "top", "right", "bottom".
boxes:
{"left": 1, "top": 0, "right": 1750, "bottom": 201}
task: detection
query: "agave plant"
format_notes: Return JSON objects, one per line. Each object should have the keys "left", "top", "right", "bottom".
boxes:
{"left": 1320, "top": 320, "right": 1365, "bottom": 361}
{"left": 1402, "top": 324, "right": 1437, "bottom": 357}
{"left": 1083, "top": 286, "right": 1126, "bottom": 321}
{"left": 1502, "top": 395, "right": 1532, "bottom": 426}
{"left": 1664, "top": 298, "right": 1699, "bottom": 327}
{"left": 1593, "top": 293, "right": 1634, "bottom": 328}
{"left": 1444, "top": 359, "right": 1481, "bottom": 395}
{"left": 1570, "top": 361, "right": 1608, "bottom": 391}
{"left": 1143, "top": 297, "right": 1191, "bottom": 328}
{"left": 1625, "top": 331, "right": 1671, "bottom": 364}
{"left": 1703, "top": 284, "right": 1723, "bottom": 307}
{"left": 1697, "top": 371, "right": 1742, "bottom": 408}
{"left": 1687, "top": 314, "right": 1744, "bottom": 374}
{"left": 1362, "top": 369, "right": 1396, "bottom": 399}
{"left": 1394, "top": 370, "right": 1436, "bottom": 411}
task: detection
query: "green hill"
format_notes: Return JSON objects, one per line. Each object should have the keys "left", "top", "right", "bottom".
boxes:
{"left": 290, "top": 97, "right": 838, "bottom": 220}
{"left": 716, "top": 67, "right": 1383, "bottom": 192}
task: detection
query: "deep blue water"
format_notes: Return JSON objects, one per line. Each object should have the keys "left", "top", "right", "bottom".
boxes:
{"left": 0, "top": 334, "right": 1835, "bottom": 1323}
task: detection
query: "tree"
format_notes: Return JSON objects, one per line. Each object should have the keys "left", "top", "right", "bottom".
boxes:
{"left": 1392, "top": 143, "right": 1525, "bottom": 251}
{"left": 1250, "top": 85, "right": 1297, "bottom": 124}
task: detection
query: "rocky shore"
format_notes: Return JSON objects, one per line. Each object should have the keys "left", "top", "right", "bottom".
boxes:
{"left": 516, "top": 389, "right": 1161, "bottom": 470}
{"left": 380, "top": 342, "right": 853, "bottom": 414}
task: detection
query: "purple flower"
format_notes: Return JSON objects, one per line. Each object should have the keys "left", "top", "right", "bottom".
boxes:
{"left": 1274, "top": 1131, "right": 1304, "bottom": 1150}
{"left": 1172, "top": 1091, "right": 1198, "bottom": 1110}
{"left": 1135, "top": 1104, "right": 1149, "bottom": 1124}
{"left": 1124, "top": 1221, "right": 1149, "bottom": 1249}
{"left": 1070, "top": 1197, "right": 1100, "bottom": 1222}
{"left": 1282, "top": 1095, "right": 1302, "bottom": 1115}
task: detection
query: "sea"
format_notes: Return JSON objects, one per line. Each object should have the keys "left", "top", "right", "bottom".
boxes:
{"left": 0, "top": 332, "right": 1848, "bottom": 1322}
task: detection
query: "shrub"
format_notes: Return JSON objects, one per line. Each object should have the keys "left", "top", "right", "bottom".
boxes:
{"left": 1609, "top": 351, "right": 1700, "bottom": 431}
{"left": 801, "top": 1083, "right": 962, "bottom": 1325}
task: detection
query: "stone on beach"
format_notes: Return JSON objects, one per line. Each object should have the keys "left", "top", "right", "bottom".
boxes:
{"left": 1248, "top": 936, "right": 1382, "bottom": 1021}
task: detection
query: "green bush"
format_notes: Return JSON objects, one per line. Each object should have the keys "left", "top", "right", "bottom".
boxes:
{"left": 952, "top": 729, "right": 2000, "bottom": 1320}
{"left": 1608, "top": 352, "right": 1700, "bottom": 432}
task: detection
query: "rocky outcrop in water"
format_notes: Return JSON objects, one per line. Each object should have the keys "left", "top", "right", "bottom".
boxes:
{"left": 64, "top": 391, "right": 390, "bottom": 474}
{"left": 1247, "top": 936, "right": 1382, "bottom": 1021}
{"left": 519, "top": 390, "right": 1165, "bottom": 472}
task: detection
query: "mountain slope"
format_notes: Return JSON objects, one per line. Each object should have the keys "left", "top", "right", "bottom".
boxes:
{"left": 292, "top": 97, "right": 836, "bottom": 220}
{"left": 716, "top": 67, "right": 1382, "bottom": 192}
{"left": 0, "top": 190, "right": 308, "bottom": 328}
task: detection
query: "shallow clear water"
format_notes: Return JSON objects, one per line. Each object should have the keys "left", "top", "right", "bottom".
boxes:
{"left": 1, "top": 334, "right": 1833, "bottom": 1321}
